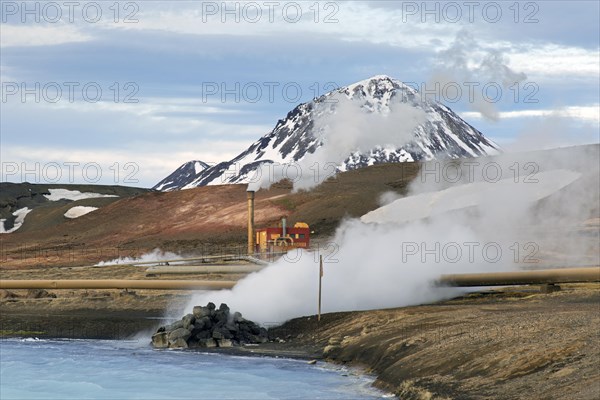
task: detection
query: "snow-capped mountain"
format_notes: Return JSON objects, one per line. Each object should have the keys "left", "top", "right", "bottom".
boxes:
{"left": 154, "top": 75, "right": 500, "bottom": 191}
{"left": 155, "top": 160, "right": 210, "bottom": 191}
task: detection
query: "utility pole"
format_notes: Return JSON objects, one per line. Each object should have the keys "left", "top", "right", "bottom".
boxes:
{"left": 247, "top": 191, "right": 255, "bottom": 255}
{"left": 318, "top": 254, "right": 323, "bottom": 322}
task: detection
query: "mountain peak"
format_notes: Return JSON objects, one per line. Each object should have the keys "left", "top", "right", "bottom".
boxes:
{"left": 341, "top": 75, "right": 417, "bottom": 104}
{"left": 154, "top": 160, "right": 210, "bottom": 191}
{"left": 154, "top": 75, "right": 500, "bottom": 191}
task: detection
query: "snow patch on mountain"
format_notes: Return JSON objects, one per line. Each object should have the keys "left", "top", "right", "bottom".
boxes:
{"left": 155, "top": 75, "right": 500, "bottom": 191}
{"left": 64, "top": 206, "right": 99, "bottom": 219}
{"left": 44, "top": 189, "right": 118, "bottom": 201}
{"left": 0, "top": 207, "right": 32, "bottom": 233}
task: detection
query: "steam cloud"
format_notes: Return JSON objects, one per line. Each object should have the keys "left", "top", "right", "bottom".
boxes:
{"left": 188, "top": 145, "right": 599, "bottom": 324}
{"left": 431, "top": 29, "right": 527, "bottom": 121}
{"left": 186, "top": 30, "right": 596, "bottom": 325}
{"left": 247, "top": 92, "right": 426, "bottom": 192}
{"left": 95, "top": 248, "right": 182, "bottom": 266}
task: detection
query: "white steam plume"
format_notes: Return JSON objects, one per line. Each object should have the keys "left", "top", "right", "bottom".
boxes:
{"left": 95, "top": 248, "right": 182, "bottom": 266}
{"left": 188, "top": 145, "right": 599, "bottom": 324}
{"left": 506, "top": 112, "right": 599, "bottom": 152}
{"left": 247, "top": 92, "right": 426, "bottom": 192}
{"left": 431, "top": 29, "right": 527, "bottom": 121}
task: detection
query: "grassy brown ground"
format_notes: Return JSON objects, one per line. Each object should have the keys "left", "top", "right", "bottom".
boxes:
{"left": 270, "top": 284, "right": 600, "bottom": 400}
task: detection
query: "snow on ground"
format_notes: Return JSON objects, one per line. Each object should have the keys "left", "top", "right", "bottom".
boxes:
{"left": 0, "top": 207, "right": 32, "bottom": 234}
{"left": 44, "top": 189, "right": 118, "bottom": 201}
{"left": 64, "top": 206, "right": 98, "bottom": 219}
{"left": 361, "top": 169, "right": 581, "bottom": 225}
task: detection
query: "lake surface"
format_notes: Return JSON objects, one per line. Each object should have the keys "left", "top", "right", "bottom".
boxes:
{"left": 0, "top": 338, "right": 390, "bottom": 399}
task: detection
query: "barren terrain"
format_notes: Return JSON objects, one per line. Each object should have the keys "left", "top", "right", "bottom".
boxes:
{"left": 1, "top": 145, "right": 599, "bottom": 399}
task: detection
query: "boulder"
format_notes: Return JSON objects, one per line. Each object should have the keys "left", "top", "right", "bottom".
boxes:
{"left": 169, "top": 338, "right": 188, "bottom": 349}
{"left": 193, "top": 306, "right": 210, "bottom": 319}
{"left": 198, "top": 338, "right": 217, "bottom": 348}
{"left": 225, "top": 321, "right": 238, "bottom": 333}
{"left": 168, "top": 328, "right": 191, "bottom": 343}
{"left": 233, "top": 311, "right": 244, "bottom": 323}
{"left": 182, "top": 314, "right": 196, "bottom": 330}
{"left": 212, "top": 330, "right": 224, "bottom": 340}
{"left": 219, "top": 303, "right": 230, "bottom": 314}
{"left": 218, "top": 339, "right": 233, "bottom": 348}
{"left": 151, "top": 332, "right": 168, "bottom": 348}
{"left": 195, "top": 330, "right": 212, "bottom": 340}
{"left": 213, "top": 310, "right": 228, "bottom": 327}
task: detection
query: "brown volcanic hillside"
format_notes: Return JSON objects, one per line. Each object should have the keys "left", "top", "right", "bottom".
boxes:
{"left": 1, "top": 144, "right": 598, "bottom": 269}
{"left": 0, "top": 162, "right": 422, "bottom": 268}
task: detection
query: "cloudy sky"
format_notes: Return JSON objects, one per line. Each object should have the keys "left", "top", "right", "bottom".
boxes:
{"left": 1, "top": 1, "right": 598, "bottom": 187}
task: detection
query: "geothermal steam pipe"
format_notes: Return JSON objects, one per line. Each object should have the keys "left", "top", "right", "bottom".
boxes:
{"left": 145, "top": 265, "right": 265, "bottom": 275}
{"left": 95, "top": 254, "right": 271, "bottom": 268}
{"left": 247, "top": 190, "right": 255, "bottom": 255}
{"left": 0, "top": 280, "right": 237, "bottom": 290}
{"left": 101, "top": 254, "right": 250, "bottom": 267}
{"left": 439, "top": 267, "right": 600, "bottom": 287}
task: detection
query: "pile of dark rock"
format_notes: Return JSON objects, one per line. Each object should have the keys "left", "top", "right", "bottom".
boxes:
{"left": 152, "top": 302, "right": 268, "bottom": 349}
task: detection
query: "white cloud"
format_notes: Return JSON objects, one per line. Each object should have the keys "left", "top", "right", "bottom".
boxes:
{"left": 509, "top": 44, "right": 600, "bottom": 79}
{"left": 104, "top": 2, "right": 599, "bottom": 81}
{"left": 0, "top": 24, "right": 92, "bottom": 47}
{"left": 1, "top": 95, "right": 274, "bottom": 187}
{"left": 461, "top": 105, "right": 600, "bottom": 124}
{"left": 1, "top": 139, "right": 259, "bottom": 188}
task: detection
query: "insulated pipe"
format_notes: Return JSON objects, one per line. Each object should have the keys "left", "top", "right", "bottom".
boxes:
{"left": 247, "top": 190, "right": 255, "bottom": 255}
{"left": 438, "top": 267, "right": 600, "bottom": 287}
{"left": 0, "top": 280, "right": 237, "bottom": 290}
{"left": 145, "top": 265, "right": 265, "bottom": 275}
{"left": 105, "top": 254, "right": 244, "bottom": 266}
{"left": 93, "top": 254, "right": 270, "bottom": 268}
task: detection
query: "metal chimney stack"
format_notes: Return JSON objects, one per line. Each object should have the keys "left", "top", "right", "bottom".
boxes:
{"left": 247, "top": 191, "right": 255, "bottom": 255}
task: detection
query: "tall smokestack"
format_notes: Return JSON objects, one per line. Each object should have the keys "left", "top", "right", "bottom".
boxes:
{"left": 247, "top": 190, "right": 255, "bottom": 255}
{"left": 282, "top": 217, "right": 287, "bottom": 238}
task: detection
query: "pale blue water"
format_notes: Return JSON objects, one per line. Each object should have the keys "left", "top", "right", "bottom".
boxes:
{"left": 0, "top": 339, "right": 390, "bottom": 400}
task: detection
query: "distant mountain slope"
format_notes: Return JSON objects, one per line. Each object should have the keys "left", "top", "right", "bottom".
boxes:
{"left": 0, "top": 183, "right": 150, "bottom": 233}
{"left": 167, "top": 75, "right": 500, "bottom": 191}
{"left": 2, "top": 145, "right": 598, "bottom": 268}
{"left": 155, "top": 161, "right": 210, "bottom": 191}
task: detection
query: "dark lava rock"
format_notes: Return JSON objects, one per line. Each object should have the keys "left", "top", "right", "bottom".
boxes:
{"left": 193, "top": 306, "right": 211, "bottom": 319}
{"left": 182, "top": 314, "right": 195, "bottom": 330}
{"left": 153, "top": 302, "right": 268, "bottom": 349}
